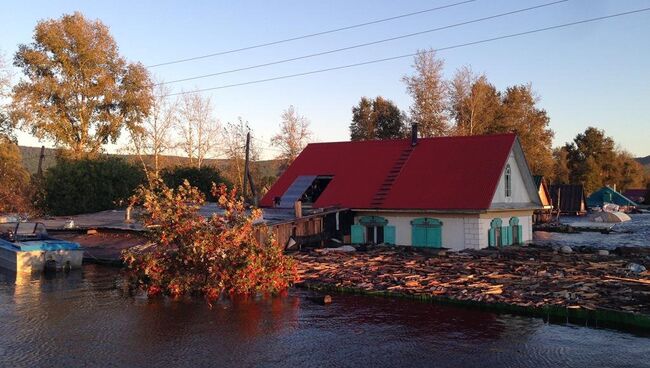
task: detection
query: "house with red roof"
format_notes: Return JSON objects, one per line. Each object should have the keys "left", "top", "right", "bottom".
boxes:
{"left": 260, "top": 128, "right": 542, "bottom": 250}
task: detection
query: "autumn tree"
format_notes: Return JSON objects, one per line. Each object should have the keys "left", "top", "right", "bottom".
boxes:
{"left": 127, "top": 81, "right": 177, "bottom": 178}
{"left": 0, "top": 138, "right": 32, "bottom": 213}
{"left": 494, "top": 85, "right": 554, "bottom": 177}
{"left": 552, "top": 146, "right": 570, "bottom": 184}
{"left": 177, "top": 92, "right": 220, "bottom": 168}
{"left": 222, "top": 118, "right": 259, "bottom": 193}
{"left": 0, "top": 51, "right": 13, "bottom": 141}
{"left": 10, "top": 12, "right": 152, "bottom": 158}
{"left": 123, "top": 180, "right": 296, "bottom": 303}
{"left": 565, "top": 127, "right": 618, "bottom": 193}
{"left": 616, "top": 151, "right": 645, "bottom": 192}
{"left": 350, "top": 96, "right": 405, "bottom": 141}
{"left": 271, "top": 105, "right": 312, "bottom": 166}
{"left": 402, "top": 49, "right": 448, "bottom": 137}
{"left": 448, "top": 66, "right": 501, "bottom": 136}
{"left": 0, "top": 54, "right": 31, "bottom": 213}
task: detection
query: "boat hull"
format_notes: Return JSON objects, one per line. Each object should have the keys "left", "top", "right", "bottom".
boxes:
{"left": 0, "top": 247, "right": 83, "bottom": 273}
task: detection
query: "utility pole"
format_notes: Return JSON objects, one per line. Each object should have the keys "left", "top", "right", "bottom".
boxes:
{"left": 37, "top": 146, "right": 45, "bottom": 178}
{"left": 243, "top": 131, "right": 250, "bottom": 201}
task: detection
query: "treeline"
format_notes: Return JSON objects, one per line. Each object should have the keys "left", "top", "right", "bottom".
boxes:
{"left": 349, "top": 52, "right": 554, "bottom": 178}
{"left": 553, "top": 127, "right": 646, "bottom": 194}
{"left": 0, "top": 13, "right": 311, "bottom": 215}
{"left": 0, "top": 13, "right": 646, "bottom": 216}
{"left": 348, "top": 50, "right": 646, "bottom": 192}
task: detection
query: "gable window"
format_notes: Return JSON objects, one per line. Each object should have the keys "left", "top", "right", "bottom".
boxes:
{"left": 505, "top": 164, "right": 512, "bottom": 198}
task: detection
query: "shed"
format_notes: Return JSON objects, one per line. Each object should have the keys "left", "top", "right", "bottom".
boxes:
{"left": 532, "top": 176, "right": 553, "bottom": 223}
{"left": 623, "top": 189, "right": 648, "bottom": 205}
{"left": 587, "top": 186, "right": 637, "bottom": 208}
{"left": 549, "top": 184, "right": 587, "bottom": 215}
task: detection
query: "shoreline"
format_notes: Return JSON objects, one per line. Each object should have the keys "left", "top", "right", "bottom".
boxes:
{"left": 294, "top": 245, "right": 650, "bottom": 330}
{"left": 297, "top": 281, "right": 650, "bottom": 331}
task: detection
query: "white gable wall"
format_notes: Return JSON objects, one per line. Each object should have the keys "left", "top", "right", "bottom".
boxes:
{"left": 491, "top": 151, "right": 532, "bottom": 205}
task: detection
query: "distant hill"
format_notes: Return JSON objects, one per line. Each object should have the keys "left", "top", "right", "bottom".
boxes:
{"left": 637, "top": 155, "right": 650, "bottom": 172}
{"left": 18, "top": 146, "right": 281, "bottom": 178}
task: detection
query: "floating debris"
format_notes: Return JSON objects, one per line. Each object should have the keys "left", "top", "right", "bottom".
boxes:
{"left": 294, "top": 246, "right": 650, "bottom": 314}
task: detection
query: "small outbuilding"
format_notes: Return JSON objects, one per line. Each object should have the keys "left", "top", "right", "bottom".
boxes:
{"left": 261, "top": 131, "right": 542, "bottom": 250}
{"left": 623, "top": 189, "right": 648, "bottom": 205}
{"left": 532, "top": 176, "right": 553, "bottom": 223}
{"left": 587, "top": 186, "right": 637, "bottom": 209}
{"left": 548, "top": 184, "right": 587, "bottom": 216}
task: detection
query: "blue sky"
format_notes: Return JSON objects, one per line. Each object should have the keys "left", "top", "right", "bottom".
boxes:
{"left": 2, "top": 0, "right": 649, "bottom": 158}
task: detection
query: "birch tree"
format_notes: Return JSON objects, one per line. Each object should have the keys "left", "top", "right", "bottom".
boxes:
{"left": 402, "top": 49, "right": 448, "bottom": 137}
{"left": 177, "top": 92, "right": 219, "bottom": 168}
{"left": 127, "top": 81, "right": 177, "bottom": 178}
{"left": 449, "top": 66, "right": 500, "bottom": 136}
{"left": 271, "top": 105, "right": 312, "bottom": 165}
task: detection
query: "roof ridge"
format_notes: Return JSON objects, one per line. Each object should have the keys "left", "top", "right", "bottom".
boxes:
{"left": 306, "top": 133, "right": 517, "bottom": 147}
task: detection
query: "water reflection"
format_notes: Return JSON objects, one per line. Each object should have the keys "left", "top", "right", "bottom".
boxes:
{"left": 0, "top": 265, "right": 648, "bottom": 368}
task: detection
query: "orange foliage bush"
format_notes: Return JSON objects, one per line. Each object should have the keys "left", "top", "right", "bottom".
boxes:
{"left": 123, "top": 180, "right": 296, "bottom": 303}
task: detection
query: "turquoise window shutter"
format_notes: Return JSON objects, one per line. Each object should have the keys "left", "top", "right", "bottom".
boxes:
{"left": 517, "top": 225, "right": 523, "bottom": 244}
{"left": 411, "top": 218, "right": 442, "bottom": 247}
{"left": 501, "top": 226, "right": 509, "bottom": 246}
{"left": 351, "top": 225, "right": 364, "bottom": 244}
{"left": 488, "top": 228, "right": 496, "bottom": 247}
{"left": 384, "top": 226, "right": 396, "bottom": 245}
{"left": 412, "top": 226, "right": 426, "bottom": 246}
{"left": 507, "top": 226, "right": 513, "bottom": 246}
{"left": 427, "top": 226, "right": 442, "bottom": 248}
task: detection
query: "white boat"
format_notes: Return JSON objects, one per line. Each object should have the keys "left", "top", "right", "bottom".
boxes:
{"left": 0, "top": 222, "right": 83, "bottom": 273}
{"left": 588, "top": 211, "right": 631, "bottom": 223}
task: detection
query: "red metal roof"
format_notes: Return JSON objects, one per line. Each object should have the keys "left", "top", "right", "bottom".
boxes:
{"left": 260, "top": 134, "right": 517, "bottom": 211}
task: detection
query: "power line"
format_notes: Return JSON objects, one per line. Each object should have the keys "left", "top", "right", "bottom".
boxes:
{"left": 146, "top": 0, "right": 476, "bottom": 68}
{"left": 161, "top": 8, "right": 650, "bottom": 98}
{"left": 158, "top": 0, "right": 568, "bottom": 86}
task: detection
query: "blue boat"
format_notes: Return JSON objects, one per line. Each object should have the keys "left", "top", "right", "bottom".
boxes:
{"left": 0, "top": 222, "right": 83, "bottom": 273}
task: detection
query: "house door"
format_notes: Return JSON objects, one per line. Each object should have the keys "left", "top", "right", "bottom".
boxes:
{"left": 411, "top": 218, "right": 442, "bottom": 248}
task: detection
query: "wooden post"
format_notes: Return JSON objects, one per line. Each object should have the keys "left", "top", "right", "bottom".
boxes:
{"left": 125, "top": 206, "right": 133, "bottom": 223}
{"left": 37, "top": 145, "right": 45, "bottom": 178}
{"left": 247, "top": 169, "right": 257, "bottom": 206}
{"left": 556, "top": 187, "right": 561, "bottom": 222}
{"left": 294, "top": 201, "right": 302, "bottom": 218}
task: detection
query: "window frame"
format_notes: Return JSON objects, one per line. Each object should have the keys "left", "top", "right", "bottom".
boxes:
{"left": 504, "top": 164, "right": 512, "bottom": 198}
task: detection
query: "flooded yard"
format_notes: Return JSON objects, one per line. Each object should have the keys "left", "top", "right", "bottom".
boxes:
{"left": 1, "top": 265, "right": 648, "bottom": 368}
{"left": 534, "top": 213, "right": 650, "bottom": 249}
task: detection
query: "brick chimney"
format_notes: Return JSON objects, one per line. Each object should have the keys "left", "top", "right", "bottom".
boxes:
{"left": 411, "top": 123, "right": 418, "bottom": 146}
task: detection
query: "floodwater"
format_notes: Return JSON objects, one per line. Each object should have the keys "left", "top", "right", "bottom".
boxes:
{"left": 1, "top": 266, "right": 648, "bottom": 368}
{"left": 534, "top": 213, "right": 650, "bottom": 249}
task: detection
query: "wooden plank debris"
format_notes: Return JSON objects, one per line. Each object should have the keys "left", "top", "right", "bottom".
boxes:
{"left": 293, "top": 246, "right": 650, "bottom": 314}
